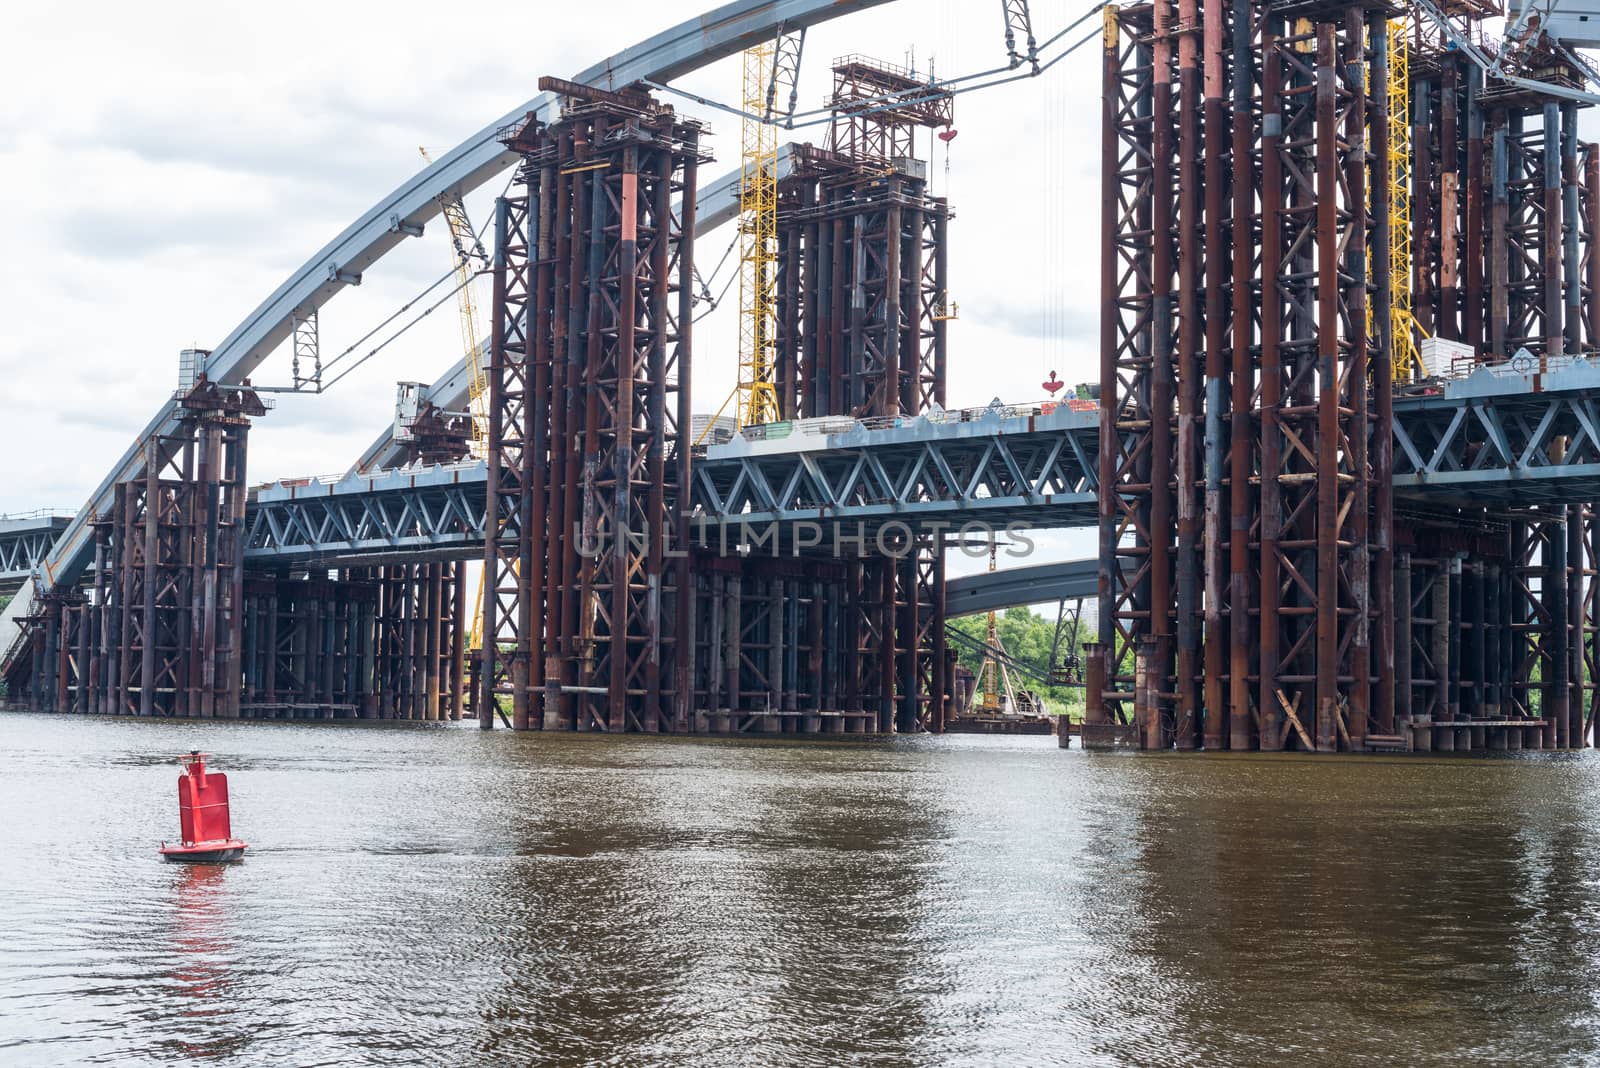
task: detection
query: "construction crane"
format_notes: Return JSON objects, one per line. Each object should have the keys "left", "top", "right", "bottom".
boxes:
{"left": 971, "top": 544, "right": 1038, "bottom": 716}
{"left": 736, "top": 45, "right": 783, "bottom": 427}
{"left": 418, "top": 147, "right": 490, "bottom": 453}
{"left": 419, "top": 147, "right": 490, "bottom": 654}
{"left": 734, "top": 28, "right": 805, "bottom": 428}
{"left": 1387, "top": 18, "right": 1423, "bottom": 382}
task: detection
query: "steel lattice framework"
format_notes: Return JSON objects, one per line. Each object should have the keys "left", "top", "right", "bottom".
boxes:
{"left": 487, "top": 84, "right": 702, "bottom": 733}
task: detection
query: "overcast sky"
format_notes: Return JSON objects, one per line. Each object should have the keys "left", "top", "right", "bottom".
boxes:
{"left": 0, "top": 1, "right": 1105, "bottom": 578}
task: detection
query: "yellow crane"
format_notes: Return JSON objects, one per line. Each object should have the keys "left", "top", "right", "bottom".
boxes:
{"left": 736, "top": 44, "right": 782, "bottom": 427}
{"left": 1387, "top": 19, "right": 1425, "bottom": 382}
{"left": 974, "top": 545, "right": 1025, "bottom": 715}
{"left": 419, "top": 147, "right": 490, "bottom": 453}
{"left": 420, "top": 147, "right": 490, "bottom": 652}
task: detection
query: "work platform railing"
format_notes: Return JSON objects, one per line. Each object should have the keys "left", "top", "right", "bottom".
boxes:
{"left": 9, "top": 361, "right": 1600, "bottom": 578}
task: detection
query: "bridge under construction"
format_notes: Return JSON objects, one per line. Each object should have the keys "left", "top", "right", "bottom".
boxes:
{"left": 8, "top": 0, "right": 1600, "bottom": 755}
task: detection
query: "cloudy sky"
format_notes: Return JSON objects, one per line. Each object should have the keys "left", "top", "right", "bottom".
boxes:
{"left": 0, "top": 1, "right": 1103, "bottom": 569}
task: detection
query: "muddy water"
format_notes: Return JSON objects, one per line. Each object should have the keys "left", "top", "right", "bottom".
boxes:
{"left": 3, "top": 711, "right": 1600, "bottom": 1066}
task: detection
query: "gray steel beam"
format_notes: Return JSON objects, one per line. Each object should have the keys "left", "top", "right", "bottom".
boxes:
{"left": 945, "top": 558, "right": 1097, "bottom": 616}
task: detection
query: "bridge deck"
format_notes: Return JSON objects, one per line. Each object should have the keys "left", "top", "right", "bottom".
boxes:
{"left": 11, "top": 362, "right": 1600, "bottom": 578}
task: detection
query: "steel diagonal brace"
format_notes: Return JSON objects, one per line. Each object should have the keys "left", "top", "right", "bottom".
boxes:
{"left": 797, "top": 453, "right": 833, "bottom": 508}
{"left": 835, "top": 455, "right": 869, "bottom": 505}
{"left": 744, "top": 461, "right": 781, "bottom": 511}
{"left": 902, "top": 448, "right": 933, "bottom": 502}
{"left": 1064, "top": 429, "right": 1096, "bottom": 492}
{"left": 415, "top": 496, "right": 442, "bottom": 538}
{"left": 767, "top": 25, "right": 807, "bottom": 125}
{"left": 1521, "top": 400, "right": 1563, "bottom": 470}
{"left": 1566, "top": 398, "right": 1600, "bottom": 464}
{"left": 993, "top": 439, "right": 1032, "bottom": 499}
{"left": 775, "top": 461, "right": 808, "bottom": 512}
{"left": 723, "top": 464, "right": 754, "bottom": 513}
{"left": 925, "top": 442, "right": 963, "bottom": 500}
{"left": 964, "top": 442, "right": 998, "bottom": 499}
{"left": 695, "top": 466, "right": 729, "bottom": 517}
{"left": 1472, "top": 403, "right": 1519, "bottom": 472}
{"left": 359, "top": 497, "right": 385, "bottom": 542}
{"left": 1030, "top": 436, "right": 1066, "bottom": 496}
{"left": 1426, "top": 407, "right": 1471, "bottom": 475}
{"left": 862, "top": 452, "right": 899, "bottom": 506}
{"left": 286, "top": 505, "right": 313, "bottom": 550}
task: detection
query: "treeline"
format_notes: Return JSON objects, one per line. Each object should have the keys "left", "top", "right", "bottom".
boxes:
{"left": 947, "top": 605, "right": 1088, "bottom": 712}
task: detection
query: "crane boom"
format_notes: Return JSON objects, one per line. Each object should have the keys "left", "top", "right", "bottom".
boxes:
{"left": 419, "top": 147, "right": 490, "bottom": 454}
{"left": 420, "top": 147, "right": 490, "bottom": 654}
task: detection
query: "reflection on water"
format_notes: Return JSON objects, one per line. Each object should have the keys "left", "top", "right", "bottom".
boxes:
{"left": 4, "top": 714, "right": 1600, "bottom": 1065}
{"left": 168, "top": 864, "right": 239, "bottom": 1059}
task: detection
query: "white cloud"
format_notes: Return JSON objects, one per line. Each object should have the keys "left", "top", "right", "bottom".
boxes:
{"left": 0, "top": 0, "right": 1103, "bottom": 530}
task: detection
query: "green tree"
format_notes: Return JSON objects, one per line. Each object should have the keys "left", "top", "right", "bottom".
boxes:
{"left": 948, "top": 604, "right": 1088, "bottom": 712}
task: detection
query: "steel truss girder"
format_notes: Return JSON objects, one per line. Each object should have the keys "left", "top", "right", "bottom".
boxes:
{"left": 244, "top": 478, "right": 487, "bottom": 566}
{"left": 693, "top": 424, "right": 1098, "bottom": 531}
{"left": 0, "top": 518, "right": 70, "bottom": 589}
{"left": 1393, "top": 379, "right": 1600, "bottom": 504}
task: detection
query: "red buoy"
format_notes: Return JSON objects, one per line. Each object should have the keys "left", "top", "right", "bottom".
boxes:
{"left": 159, "top": 752, "right": 248, "bottom": 863}
{"left": 1042, "top": 370, "right": 1065, "bottom": 396}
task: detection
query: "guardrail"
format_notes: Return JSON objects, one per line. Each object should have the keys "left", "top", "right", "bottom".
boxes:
{"left": 1401, "top": 350, "right": 1598, "bottom": 392}
{"left": 0, "top": 510, "right": 74, "bottom": 523}
{"left": 733, "top": 397, "right": 1100, "bottom": 442}
{"left": 251, "top": 458, "right": 485, "bottom": 493}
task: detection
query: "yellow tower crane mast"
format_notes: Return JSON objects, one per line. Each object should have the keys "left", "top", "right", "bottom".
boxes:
{"left": 420, "top": 147, "right": 491, "bottom": 654}
{"left": 419, "top": 147, "right": 490, "bottom": 453}
{"left": 1388, "top": 19, "right": 1423, "bottom": 382}
{"left": 737, "top": 45, "right": 783, "bottom": 427}
{"left": 735, "top": 28, "right": 806, "bottom": 428}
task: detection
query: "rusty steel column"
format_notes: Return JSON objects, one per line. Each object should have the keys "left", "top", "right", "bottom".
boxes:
{"left": 481, "top": 190, "right": 529, "bottom": 730}
{"left": 1563, "top": 103, "right": 1582, "bottom": 357}
{"left": 1092, "top": 4, "right": 1124, "bottom": 730}
{"left": 1548, "top": 508, "right": 1571, "bottom": 747}
{"left": 673, "top": 129, "right": 699, "bottom": 734}
{"left": 1440, "top": 55, "right": 1460, "bottom": 341}
{"left": 1097, "top": 2, "right": 1160, "bottom": 743}
{"left": 1587, "top": 146, "right": 1600, "bottom": 349}
{"left": 1371, "top": 13, "right": 1395, "bottom": 741}
{"left": 1569, "top": 504, "right": 1585, "bottom": 746}
{"left": 1490, "top": 118, "right": 1509, "bottom": 357}
{"left": 1257, "top": 17, "right": 1286, "bottom": 751}
{"left": 1226, "top": 0, "right": 1255, "bottom": 750}
{"left": 1545, "top": 101, "right": 1565, "bottom": 357}
{"left": 1145, "top": 0, "right": 1176, "bottom": 750}
{"left": 1346, "top": 6, "right": 1372, "bottom": 751}
{"left": 1313, "top": 22, "right": 1340, "bottom": 752}
{"left": 1465, "top": 66, "right": 1486, "bottom": 353}
{"left": 1198, "top": 0, "right": 1231, "bottom": 749}
{"left": 1172, "top": 0, "right": 1201, "bottom": 750}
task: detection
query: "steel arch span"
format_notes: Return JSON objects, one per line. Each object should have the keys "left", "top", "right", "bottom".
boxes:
{"left": 0, "top": 0, "right": 896, "bottom": 665}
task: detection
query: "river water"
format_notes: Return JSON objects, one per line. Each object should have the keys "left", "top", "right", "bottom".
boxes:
{"left": 4, "top": 711, "right": 1600, "bottom": 1066}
